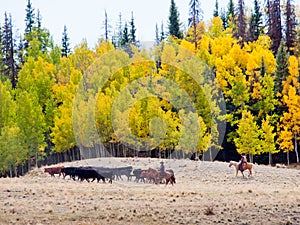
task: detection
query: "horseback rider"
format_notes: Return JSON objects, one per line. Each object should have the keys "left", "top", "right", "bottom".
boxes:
{"left": 158, "top": 161, "right": 165, "bottom": 179}
{"left": 239, "top": 154, "right": 247, "bottom": 171}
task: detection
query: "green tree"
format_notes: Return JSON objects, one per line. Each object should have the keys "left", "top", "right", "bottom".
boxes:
{"left": 274, "top": 41, "right": 289, "bottom": 97}
{"left": 0, "top": 126, "right": 25, "bottom": 177}
{"left": 2, "top": 13, "right": 17, "bottom": 88}
{"left": 129, "top": 12, "right": 137, "bottom": 46}
{"left": 234, "top": 110, "right": 262, "bottom": 161}
{"left": 248, "top": 0, "right": 263, "bottom": 42}
{"left": 61, "top": 25, "right": 71, "bottom": 57}
{"left": 24, "top": 0, "right": 35, "bottom": 49}
{"left": 168, "top": 0, "right": 182, "bottom": 39}
{"left": 213, "top": 0, "right": 219, "bottom": 17}
{"left": 15, "top": 91, "right": 46, "bottom": 169}
{"left": 51, "top": 57, "right": 81, "bottom": 154}
{"left": 227, "top": 0, "right": 235, "bottom": 24}
{"left": 260, "top": 115, "right": 278, "bottom": 165}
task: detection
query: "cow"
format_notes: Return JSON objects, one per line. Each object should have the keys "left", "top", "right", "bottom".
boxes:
{"left": 132, "top": 168, "right": 146, "bottom": 183}
{"left": 44, "top": 166, "right": 64, "bottom": 177}
{"left": 61, "top": 167, "right": 77, "bottom": 180}
{"left": 92, "top": 167, "right": 113, "bottom": 184}
{"left": 113, "top": 166, "right": 133, "bottom": 181}
{"left": 74, "top": 167, "right": 107, "bottom": 183}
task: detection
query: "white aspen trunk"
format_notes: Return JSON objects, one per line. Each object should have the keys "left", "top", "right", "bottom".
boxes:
{"left": 287, "top": 151, "right": 290, "bottom": 165}
{"left": 123, "top": 145, "right": 126, "bottom": 158}
{"left": 35, "top": 152, "right": 38, "bottom": 168}
{"left": 294, "top": 132, "right": 299, "bottom": 163}
{"left": 269, "top": 152, "right": 272, "bottom": 165}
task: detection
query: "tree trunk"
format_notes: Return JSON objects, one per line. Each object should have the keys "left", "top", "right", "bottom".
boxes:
{"left": 9, "top": 166, "right": 12, "bottom": 178}
{"left": 249, "top": 154, "right": 253, "bottom": 163}
{"left": 287, "top": 151, "right": 290, "bottom": 165}
{"left": 27, "top": 159, "right": 31, "bottom": 172}
{"left": 123, "top": 145, "right": 126, "bottom": 158}
{"left": 294, "top": 132, "right": 299, "bottom": 163}
{"left": 269, "top": 152, "right": 273, "bottom": 165}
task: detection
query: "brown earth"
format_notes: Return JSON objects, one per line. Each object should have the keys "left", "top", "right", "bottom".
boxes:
{"left": 0, "top": 157, "right": 299, "bottom": 225}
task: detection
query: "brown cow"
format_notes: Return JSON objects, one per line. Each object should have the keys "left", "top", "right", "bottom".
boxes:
{"left": 44, "top": 166, "right": 64, "bottom": 177}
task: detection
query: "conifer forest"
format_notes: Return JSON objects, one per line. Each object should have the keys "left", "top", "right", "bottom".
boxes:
{"left": 1, "top": 0, "right": 300, "bottom": 177}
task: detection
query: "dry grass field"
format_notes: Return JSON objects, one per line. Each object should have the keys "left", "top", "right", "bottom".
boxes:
{"left": 0, "top": 157, "right": 299, "bottom": 225}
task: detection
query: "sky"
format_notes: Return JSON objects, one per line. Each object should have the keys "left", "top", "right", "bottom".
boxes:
{"left": 0, "top": 0, "right": 254, "bottom": 49}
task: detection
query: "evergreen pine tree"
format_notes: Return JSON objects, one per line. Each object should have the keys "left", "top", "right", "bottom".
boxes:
{"left": 275, "top": 41, "right": 289, "bottom": 96}
{"left": 36, "top": 9, "right": 42, "bottom": 30}
{"left": 188, "top": 0, "right": 202, "bottom": 50}
{"left": 24, "top": 0, "right": 35, "bottom": 49}
{"left": 103, "top": 10, "right": 111, "bottom": 41}
{"left": 188, "top": 0, "right": 202, "bottom": 27}
{"left": 168, "top": 0, "right": 182, "bottom": 39}
{"left": 0, "top": 26, "right": 6, "bottom": 80}
{"left": 129, "top": 12, "right": 137, "bottom": 45}
{"left": 117, "top": 13, "right": 123, "bottom": 48}
{"left": 61, "top": 25, "right": 71, "bottom": 57}
{"left": 284, "top": 0, "right": 297, "bottom": 55}
{"left": 25, "top": 0, "right": 35, "bottom": 35}
{"left": 35, "top": 9, "right": 46, "bottom": 53}
{"left": 155, "top": 23, "right": 160, "bottom": 46}
{"left": 220, "top": 8, "right": 228, "bottom": 29}
{"left": 248, "top": 0, "right": 263, "bottom": 42}
{"left": 267, "top": 0, "right": 282, "bottom": 53}
{"left": 236, "top": 0, "right": 246, "bottom": 45}
{"left": 2, "top": 13, "right": 17, "bottom": 88}
{"left": 227, "top": 0, "right": 235, "bottom": 23}
{"left": 17, "top": 35, "right": 24, "bottom": 66}
{"left": 160, "top": 22, "right": 165, "bottom": 41}
{"left": 121, "top": 22, "right": 129, "bottom": 46}
{"left": 213, "top": 0, "right": 219, "bottom": 17}
{"left": 260, "top": 57, "right": 266, "bottom": 77}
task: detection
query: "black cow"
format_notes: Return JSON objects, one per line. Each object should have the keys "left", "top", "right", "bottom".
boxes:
{"left": 74, "top": 167, "right": 106, "bottom": 183}
{"left": 113, "top": 166, "right": 133, "bottom": 181}
{"left": 61, "top": 167, "right": 77, "bottom": 180}
{"left": 92, "top": 167, "right": 113, "bottom": 184}
{"left": 132, "top": 168, "right": 146, "bottom": 183}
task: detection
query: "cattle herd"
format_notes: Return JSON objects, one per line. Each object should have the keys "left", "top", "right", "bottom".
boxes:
{"left": 44, "top": 165, "right": 176, "bottom": 185}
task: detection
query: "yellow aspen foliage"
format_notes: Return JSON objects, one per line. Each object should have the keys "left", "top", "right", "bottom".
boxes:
{"left": 177, "top": 40, "right": 195, "bottom": 61}
{"left": 185, "top": 21, "right": 206, "bottom": 49}
{"left": 51, "top": 105, "right": 75, "bottom": 152}
{"left": 234, "top": 110, "right": 262, "bottom": 155}
{"left": 260, "top": 115, "right": 278, "bottom": 154}
{"left": 228, "top": 43, "right": 248, "bottom": 69}
{"left": 207, "top": 17, "right": 224, "bottom": 38}
{"left": 245, "top": 36, "right": 276, "bottom": 75}
{"left": 95, "top": 39, "right": 114, "bottom": 57}
{"left": 70, "top": 41, "right": 96, "bottom": 73}
{"left": 282, "top": 56, "right": 299, "bottom": 95}
{"left": 211, "top": 35, "right": 236, "bottom": 58}
{"left": 277, "top": 126, "right": 294, "bottom": 152}
{"left": 196, "top": 115, "right": 211, "bottom": 154}
{"left": 278, "top": 56, "right": 300, "bottom": 162}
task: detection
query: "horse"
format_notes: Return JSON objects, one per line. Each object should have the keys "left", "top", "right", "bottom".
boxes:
{"left": 144, "top": 168, "right": 159, "bottom": 183}
{"left": 229, "top": 161, "right": 253, "bottom": 178}
{"left": 162, "top": 170, "right": 176, "bottom": 186}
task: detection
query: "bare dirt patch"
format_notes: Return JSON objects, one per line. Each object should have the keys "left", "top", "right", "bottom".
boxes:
{"left": 1, "top": 158, "right": 299, "bottom": 224}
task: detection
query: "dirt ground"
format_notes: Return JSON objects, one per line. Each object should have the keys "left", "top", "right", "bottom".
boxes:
{"left": 0, "top": 157, "right": 299, "bottom": 225}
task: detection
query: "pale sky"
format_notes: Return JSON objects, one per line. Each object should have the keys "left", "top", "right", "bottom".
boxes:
{"left": 0, "top": 0, "right": 258, "bottom": 48}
